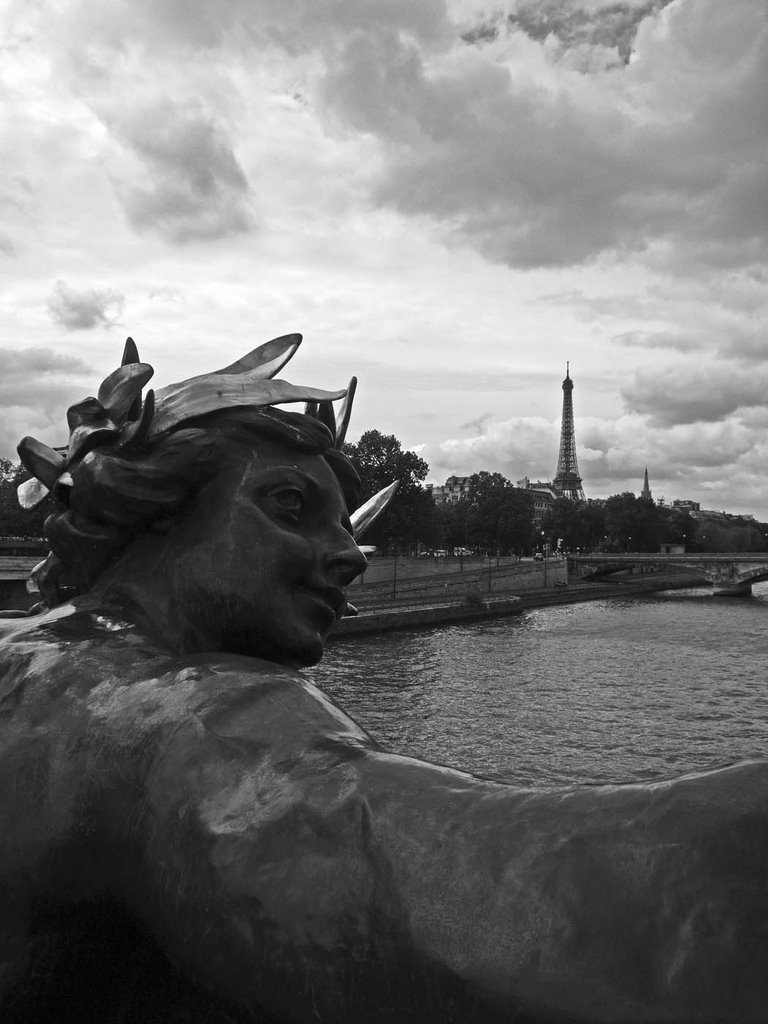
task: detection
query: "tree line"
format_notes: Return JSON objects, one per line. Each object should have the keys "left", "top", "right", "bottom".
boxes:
{"left": 342, "top": 431, "right": 768, "bottom": 556}
{"left": 2, "top": 434, "right": 766, "bottom": 555}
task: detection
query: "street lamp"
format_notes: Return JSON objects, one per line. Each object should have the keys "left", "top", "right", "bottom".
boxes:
{"left": 541, "top": 531, "right": 547, "bottom": 587}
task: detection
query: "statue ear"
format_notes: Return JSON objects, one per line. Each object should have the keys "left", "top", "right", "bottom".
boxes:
{"left": 350, "top": 482, "right": 398, "bottom": 540}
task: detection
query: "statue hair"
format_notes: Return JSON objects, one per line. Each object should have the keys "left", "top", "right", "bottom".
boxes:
{"left": 38, "top": 407, "right": 361, "bottom": 609}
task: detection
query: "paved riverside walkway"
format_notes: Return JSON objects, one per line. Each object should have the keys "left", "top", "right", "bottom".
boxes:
{"left": 347, "top": 555, "right": 568, "bottom": 613}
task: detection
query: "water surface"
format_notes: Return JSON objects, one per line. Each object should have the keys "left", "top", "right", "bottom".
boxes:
{"left": 313, "top": 584, "right": 768, "bottom": 785}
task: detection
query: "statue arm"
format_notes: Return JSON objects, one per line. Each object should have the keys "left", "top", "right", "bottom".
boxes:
{"left": 130, "top": 666, "right": 768, "bottom": 1024}
{"left": 353, "top": 754, "right": 768, "bottom": 1022}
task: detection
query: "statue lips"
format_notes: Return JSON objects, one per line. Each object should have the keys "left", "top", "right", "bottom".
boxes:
{"left": 295, "top": 584, "right": 347, "bottom": 632}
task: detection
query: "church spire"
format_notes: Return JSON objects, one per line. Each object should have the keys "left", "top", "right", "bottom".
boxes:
{"left": 641, "top": 467, "right": 652, "bottom": 502}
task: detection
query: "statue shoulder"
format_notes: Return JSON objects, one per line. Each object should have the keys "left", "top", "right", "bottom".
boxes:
{"left": 150, "top": 652, "right": 375, "bottom": 758}
{"left": 0, "top": 604, "right": 372, "bottom": 755}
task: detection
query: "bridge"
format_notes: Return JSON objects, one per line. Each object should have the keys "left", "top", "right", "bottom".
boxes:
{"left": 568, "top": 552, "right": 768, "bottom": 596}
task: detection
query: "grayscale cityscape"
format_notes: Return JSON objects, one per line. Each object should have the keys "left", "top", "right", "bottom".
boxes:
{"left": 1, "top": 1, "right": 766, "bottom": 1022}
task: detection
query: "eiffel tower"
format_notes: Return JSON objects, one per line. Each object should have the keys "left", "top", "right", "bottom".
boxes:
{"left": 552, "top": 363, "right": 585, "bottom": 501}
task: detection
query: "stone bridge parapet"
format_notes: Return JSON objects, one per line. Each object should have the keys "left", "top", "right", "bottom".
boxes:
{"left": 568, "top": 553, "right": 768, "bottom": 595}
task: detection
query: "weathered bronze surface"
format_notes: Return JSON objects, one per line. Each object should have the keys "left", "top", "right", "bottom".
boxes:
{"left": 1, "top": 339, "right": 767, "bottom": 1023}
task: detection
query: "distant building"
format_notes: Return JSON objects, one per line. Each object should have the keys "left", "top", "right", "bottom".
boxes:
{"left": 516, "top": 477, "right": 558, "bottom": 527}
{"left": 695, "top": 508, "right": 754, "bottom": 523}
{"left": 426, "top": 475, "right": 472, "bottom": 505}
{"left": 672, "top": 499, "right": 700, "bottom": 513}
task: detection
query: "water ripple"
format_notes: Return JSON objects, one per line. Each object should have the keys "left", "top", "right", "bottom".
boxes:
{"left": 315, "top": 585, "right": 768, "bottom": 785}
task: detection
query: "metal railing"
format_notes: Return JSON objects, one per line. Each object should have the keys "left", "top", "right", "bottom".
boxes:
{"left": 349, "top": 559, "right": 567, "bottom": 612}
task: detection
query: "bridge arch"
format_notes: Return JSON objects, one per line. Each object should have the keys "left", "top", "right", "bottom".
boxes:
{"left": 568, "top": 553, "right": 768, "bottom": 595}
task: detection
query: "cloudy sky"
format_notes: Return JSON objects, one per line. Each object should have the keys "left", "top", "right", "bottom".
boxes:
{"left": 2, "top": 0, "right": 767, "bottom": 515}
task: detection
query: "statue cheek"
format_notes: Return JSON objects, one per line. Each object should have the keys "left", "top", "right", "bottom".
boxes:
{"left": 268, "top": 522, "right": 322, "bottom": 566}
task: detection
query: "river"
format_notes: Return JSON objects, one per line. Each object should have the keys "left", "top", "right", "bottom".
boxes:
{"left": 313, "top": 583, "right": 768, "bottom": 787}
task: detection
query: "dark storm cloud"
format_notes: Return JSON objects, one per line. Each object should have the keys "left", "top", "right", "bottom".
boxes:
{"left": 0, "top": 347, "right": 93, "bottom": 380}
{"left": 318, "top": 0, "right": 768, "bottom": 272}
{"left": 612, "top": 330, "right": 701, "bottom": 353}
{"left": 322, "top": 31, "right": 629, "bottom": 266}
{"left": 460, "top": 412, "right": 496, "bottom": 433}
{"left": 52, "top": 0, "right": 768, "bottom": 272}
{"left": 324, "top": 42, "right": 631, "bottom": 267}
{"left": 716, "top": 327, "right": 768, "bottom": 363}
{"left": 506, "top": 0, "right": 675, "bottom": 64}
{"left": 611, "top": 305, "right": 768, "bottom": 365}
{"left": 47, "top": 280, "right": 125, "bottom": 330}
{"left": 108, "top": 100, "right": 252, "bottom": 244}
{"left": 621, "top": 366, "right": 768, "bottom": 427}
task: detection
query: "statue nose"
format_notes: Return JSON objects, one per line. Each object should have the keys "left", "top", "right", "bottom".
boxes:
{"left": 325, "top": 531, "right": 367, "bottom": 586}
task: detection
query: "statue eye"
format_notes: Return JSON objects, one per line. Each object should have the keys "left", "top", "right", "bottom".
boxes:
{"left": 271, "top": 487, "right": 304, "bottom": 522}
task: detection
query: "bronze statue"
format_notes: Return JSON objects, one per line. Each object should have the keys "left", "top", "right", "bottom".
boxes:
{"left": 1, "top": 336, "right": 766, "bottom": 1023}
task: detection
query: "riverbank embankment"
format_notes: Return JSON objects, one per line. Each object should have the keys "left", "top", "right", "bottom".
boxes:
{"left": 333, "top": 572, "right": 709, "bottom": 639}
{"left": 335, "top": 595, "right": 525, "bottom": 636}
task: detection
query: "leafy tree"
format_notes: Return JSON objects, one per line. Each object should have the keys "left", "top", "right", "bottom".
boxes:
{"left": 604, "top": 492, "right": 663, "bottom": 552}
{"left": 435, "top": 499, "right": 471, "bottom": 552}
{"left": 497, "top": 489, "right": 535, "bottom": 555}
{"left": 602, "top": 495, "right": 703, "bottom": 553}
{"left": 695, "top": 515, "right": 767, "bottom": 552}
{"left": 465, "top": 472, "right": 534, "bottom": 554}
{"left": 577, "top": 501, "right": 609, "bottom": 551}
{"left": 658, "top": 508, "right": 699, "bottom": 548}
{"left": 343, "top": 430, "right": 433, "bottom": 552}
{"left": 542, "top": 497, "right": 606, "bottom": 553}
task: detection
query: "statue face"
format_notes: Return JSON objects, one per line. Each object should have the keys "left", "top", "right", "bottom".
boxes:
{"left": 162, "top": 441, "right": 367, "bottom": 666}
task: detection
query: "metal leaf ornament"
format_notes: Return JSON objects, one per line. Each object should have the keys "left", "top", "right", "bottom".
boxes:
{"left": 147, "top": 333, "right": 347, "bottom": 437}
{"left": 334, "top": 377, "right": 357, "bottom": 447}
{"left": 17, "top": 337, "right": 154, "bottom": 510}
{"left": 16, "top": 334, "right": 398, "bottom": 540}
{"left": 350, "top": 481, "right": 399, "bottom": 540}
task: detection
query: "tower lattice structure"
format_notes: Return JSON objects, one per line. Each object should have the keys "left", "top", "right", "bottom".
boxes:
{"left": 553, "top": 363, "right": 585, "bottom": 501}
